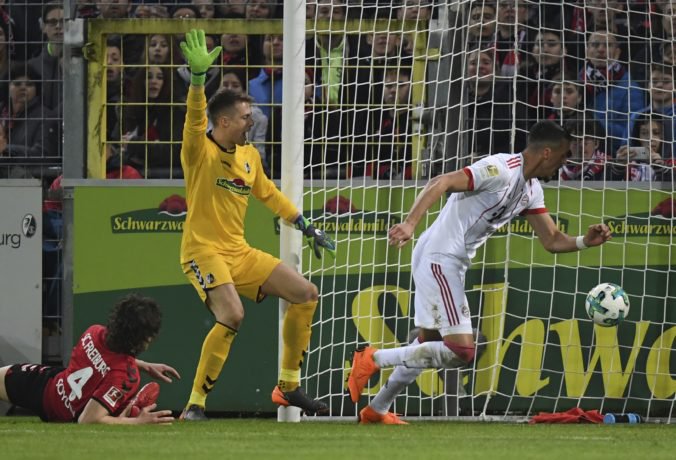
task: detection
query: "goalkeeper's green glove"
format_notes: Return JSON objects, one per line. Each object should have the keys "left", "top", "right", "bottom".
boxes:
{"left": 179, "top": 29, "right": 222, "bottom": 86}
{"left": 294, "top": 215, "right": 336, "bottom": 260}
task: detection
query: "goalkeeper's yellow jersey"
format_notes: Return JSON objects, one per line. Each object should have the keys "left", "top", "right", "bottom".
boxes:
{"left": 180, "top": 86, "right": 298, "bottom": 262}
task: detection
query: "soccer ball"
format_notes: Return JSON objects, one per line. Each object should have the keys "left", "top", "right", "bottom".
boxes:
{"left": 585, "top": 283, "right": 630, "bottom": 327}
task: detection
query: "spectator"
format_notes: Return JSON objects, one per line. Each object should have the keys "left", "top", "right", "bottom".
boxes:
{"left": 219, "top": 68, "right": 268, "bottom": 166}
{"left": 581, "top": 30, "right": 645, "bottom": 152}
{"left": 245, "top": 0, "right": 278, "bottom": 19}
{"left": 614, "top": 114, "right": 667, "bottom": 182}
{"left": 142, "top": 34, "right": 172, "bottom": 65}
{"left": 249, "top": 33, "right": 283, "bottom": 120}
{"left": 370, "top": 67, "right": 412, "bottom": 180}
{"left": 305, "top": 1, "right": 367, "bottom": 178}
{"left": 76, "top": 1, "right": 99, "bottom": 19}
{"left": 214, "top": 0, "right": 246, "bottom": 18}
{"left": 138, "top": 34, "right": 187, "bottom": 103}
{"left": 28, "top": 1, "right": 63, "bottom": 112}
{"left": 560, "top": 118, "right": 608, "bottom": 181}
{"left": 132, "top": 3, "right": 169, "bottom": 19}
{"left": 220, "top": 29, "right": 260, "bottom": 83}
{"left": 249, "top": 33, "right": 283, "bottom": 175}
{"left": 494, "top": 0, "right": 536, "bottom": 77}
{"left": 119, "top": 66, "right": 185, "bottom": 178}
{"left": 464, "top": 48, "right": 528, "bottom": 157}
{"left": 546, "top": 78, "right": 585, "bottom": 125}
{"left": 171, "top": 4, "right": 201, "bottom": 20}
{"left": 307, "top": 0, "right": 358, "bottom": 106}
{"left": 0, "top": 16, "right": 11, "bottom": 108}
{"left": 96, "top": 0, "right": 131, "bottom": 19}
{"left": 396, "top": 0, "right": 432, "bottom": 22}
{"left": 528, "top": 26, "right": 575, "bottom": 111}
{"left": 193, "top": 0, "right": 216, "bottom": 19}
{"left": 466, "top": 1, "right": 497, "bottom": 51}
{"left": 105, "top": 37, "right": 123, "bottom": 142}
{"left": 630, "top": 64, "right": 676, "bottom": 160}
{"left": 0, "top": 63, "right": 60, "bottom": 178}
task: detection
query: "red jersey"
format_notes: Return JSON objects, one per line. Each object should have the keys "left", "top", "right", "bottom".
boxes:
{"left": 42, "top": 325, "right": 141, "bottom": 422}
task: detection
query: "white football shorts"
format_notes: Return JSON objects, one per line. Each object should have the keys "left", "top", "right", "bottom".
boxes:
{"left": 412, "top": 247, "right": 473, "bottom": 336}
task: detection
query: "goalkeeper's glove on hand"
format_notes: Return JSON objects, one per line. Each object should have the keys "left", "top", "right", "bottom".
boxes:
{"left": 179, "top": 29, "right": 222, "bottom": 86}
{"left": 294, "top": 215, "right": 336, "bottom": 260}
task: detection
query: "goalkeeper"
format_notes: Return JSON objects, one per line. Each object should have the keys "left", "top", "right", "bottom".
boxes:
{"left": 177, "top": 29, "right": 335, "bottom": 420}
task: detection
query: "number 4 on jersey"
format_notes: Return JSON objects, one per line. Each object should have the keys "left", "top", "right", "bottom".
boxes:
{"left": 66, "top": 367, "right": 93, "bottom": 401}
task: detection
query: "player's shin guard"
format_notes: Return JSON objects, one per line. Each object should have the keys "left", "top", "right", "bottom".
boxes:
{"left": 279, "top": 300, "right": 317, "bottom": 392}
{"left": 188, "top": 322, "right": 237, "bottom": 408}
{"left": 374, "top": 341, "right": 467, "bottom": 369}
{"left": 370, "top": 338, "right": 423, "bottom": 414}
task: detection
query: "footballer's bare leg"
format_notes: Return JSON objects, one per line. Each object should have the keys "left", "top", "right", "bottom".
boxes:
{"left": 206, "top": 283, "right": 245, "bottom": 329}
{"left": 261, "top": 262, "right": 318, "bottom": 304}
{"left": 182, "top": 283, "right": 243, "bottom": 421}
{"left": 262, "top": 263, "right": 328, "bottom": 414}
{"left": 0, "top": 365, "right": 9, "bottom": 401}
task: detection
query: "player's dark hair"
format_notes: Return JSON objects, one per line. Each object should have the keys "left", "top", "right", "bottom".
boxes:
{"left": 207, "top": 89, "right": 253, "bottom": 124}
{"left": 527, "top": 120, "right": 572, "bottom": 150}
{"left": 105, "top": 293, "right": 162, "bottom": 356}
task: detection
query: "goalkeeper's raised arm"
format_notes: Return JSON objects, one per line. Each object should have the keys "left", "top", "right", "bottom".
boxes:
{"left": 180, "top": 29, "right": 222, "bottom": 88}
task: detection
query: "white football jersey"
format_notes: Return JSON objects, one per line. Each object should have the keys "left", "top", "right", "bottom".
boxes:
{"left": 417, "top": 153, "right": 547, "bottom": 263}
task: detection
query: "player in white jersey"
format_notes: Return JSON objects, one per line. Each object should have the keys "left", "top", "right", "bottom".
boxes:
{"left": 347, "top": 121, "right": 612, "bottom": 424}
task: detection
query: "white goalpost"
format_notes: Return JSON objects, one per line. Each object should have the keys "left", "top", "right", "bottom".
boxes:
{"left": 285, "top": 0, "right": 675, "bottom": 422}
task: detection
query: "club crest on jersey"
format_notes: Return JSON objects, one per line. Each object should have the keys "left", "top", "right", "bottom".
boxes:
{"left": 479, "top": 165, "right": 499, "bottom": 179}
{"left": 461, "top": 305, "right": 471, "bottom": 318}
{"left": 520, "top": 194, "right": 529, "bottom": 206}
{"left": 103, "top": 386, "right": 124, "bottom": 407}
{"left": 216, "top": 177, "right": 251, "bottom": 196}
{"left": 244, "top": 161, "right": 251, "bottom": 174}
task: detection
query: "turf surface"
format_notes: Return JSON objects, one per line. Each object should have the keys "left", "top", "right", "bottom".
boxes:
{"left": 0, "top": 416, "right": 673, "bottom": 460}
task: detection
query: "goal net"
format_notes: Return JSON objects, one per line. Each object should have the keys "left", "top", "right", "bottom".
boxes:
{"left": 300, "top": 0, "right": 675, "bottom": 422}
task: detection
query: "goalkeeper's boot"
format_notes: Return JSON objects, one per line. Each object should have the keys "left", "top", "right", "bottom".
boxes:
{"left": 179, "top": 404, "right": 208, "bottom": 421}
{"left": 359, "top": 405, "right": 408, "bottom": 425}
{"left": 271, "top": 386, "right": 329, "bottom": 415}
{"left": 347, "top": 346, "right": 380, "bottom": 403}
{"left": 129, "top": 382, "right": 160, "bottom": 417}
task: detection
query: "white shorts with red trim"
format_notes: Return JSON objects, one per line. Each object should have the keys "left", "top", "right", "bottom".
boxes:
{"left": 412, "top": 254, "right": 473, "bottom": 336}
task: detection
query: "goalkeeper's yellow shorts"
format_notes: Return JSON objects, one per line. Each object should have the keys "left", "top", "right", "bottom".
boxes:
{"left": 182, "top": 247, "right": 281, "bottom": 303}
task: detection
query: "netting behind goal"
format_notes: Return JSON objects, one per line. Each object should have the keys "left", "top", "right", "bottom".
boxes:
{"left": 300, "top": 0, "right": 675, "bottom": 421}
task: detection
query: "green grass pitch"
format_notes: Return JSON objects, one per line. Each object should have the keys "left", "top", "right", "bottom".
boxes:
{"left": 0, "top": 417, "right": 674, "bottom": 460}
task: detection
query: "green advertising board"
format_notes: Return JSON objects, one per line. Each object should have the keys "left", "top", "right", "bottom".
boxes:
{"left": 72, "top": 184, "right": 675, "bottom": 416}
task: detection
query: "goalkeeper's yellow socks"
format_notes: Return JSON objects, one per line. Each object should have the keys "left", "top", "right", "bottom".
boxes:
{"left": 278, "top": 300, "right": 317, "bottom": 392}
{"left": 187, "top": 322, "right": 237, "bottom": 408}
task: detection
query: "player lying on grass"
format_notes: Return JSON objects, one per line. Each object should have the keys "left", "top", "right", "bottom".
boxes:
{"left": 348, "top": 120, "right": 613, "bottom": 424}
{"left": 0, "top": 293, "right": 179, "bottom": 424}
{"left": 177, "top": 29, "right": 335, "bottom": 420}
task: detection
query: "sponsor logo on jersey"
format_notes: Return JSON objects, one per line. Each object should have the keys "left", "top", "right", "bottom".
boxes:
{"left": 103, "top": 386, "right": 124, "bottom": 407}
{"left": 216, "top": 177, "right": 252, "bottom": 196}
{"left": 110, "top": 195, "right": 186, "bottom": 234}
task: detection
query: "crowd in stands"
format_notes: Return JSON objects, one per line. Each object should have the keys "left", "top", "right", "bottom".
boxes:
{"left": 0, "top": 0, "right": 674, "bottom": 184}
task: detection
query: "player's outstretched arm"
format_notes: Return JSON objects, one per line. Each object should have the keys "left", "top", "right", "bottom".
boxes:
{"left": 179, "top": 29, "right": 222, "bottom": 87}
{"left": 293, "top": 214, "right": 336, "bottom": 260}
{"left": 78, "top": 399, "right": 174, "bottom": 425}
{"left": 527, "top": 213, "right": 612, "bottom": 253}
{"left": 136, "top": 359, "right": 181, "bottom": 383}
{"left": 389, "top": 169, "right": 470, "bottom": 248}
